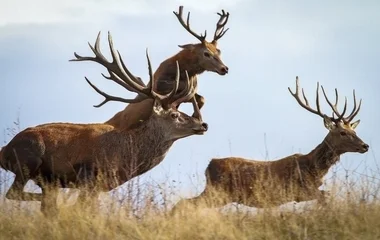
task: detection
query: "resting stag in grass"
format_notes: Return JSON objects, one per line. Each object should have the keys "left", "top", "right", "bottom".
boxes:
{"left": 0, "top": 32, "right": 208, "bottom": 217}
{"left": 172, "top": 77, "right": 369, "bottom": 213}
{"left": 105, "top": 5, "right": 230, "bottom": 130}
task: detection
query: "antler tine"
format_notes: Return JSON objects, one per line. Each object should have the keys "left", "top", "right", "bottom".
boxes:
{"left": 71, "top": 31, "right": 150, "bottom": 99}
{"left": 212, "top": 9, "right": 230, "bottom": 43}
{"left": 343, "top": 89, "right": 359, "bottom": 123}
{"left": 347, "top": 98, "right": 362, "bottom": 123}
{"left": 173, "top": 6, "right": 207, "bottom": 43}
{"left": 84, "top": 77, "right": 144, "bottom": 108}
{"left": 171, "top": 70, "right": 195, "bottom": 108}
{"left": 73, "top": 31, "right": 176, "bottom": 107}
{"left": 288, "top": 76, "right": 325, "bottom": 118}
{"left": 165, "top": 61, "right": 181, "bottom": 100}
{"left": 345, "top": 89, "right": 357, "bottom": 120}
{"left": 147, "top": 52, "right": 180, "bottom": 103}
{"left": 315, "top": 82, "right": 322, "bottom": 115}
{"left": 345, "top": 89, "right": 362, "bottom": 122}
{"left": 320, "top": 86, "right": 348, "bottom": 122}
{"left": 107, "top": 32, "right": 149, "bottom": 95}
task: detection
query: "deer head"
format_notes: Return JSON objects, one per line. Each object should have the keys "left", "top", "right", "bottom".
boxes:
{"left": 173, "top": 6, "right": 229, "bottom": 75}
{"left": 288, "top": 77, "right": 369, "bottom": 154}
{"left": 71, "top": 32, "right": 208, "bottom": 140}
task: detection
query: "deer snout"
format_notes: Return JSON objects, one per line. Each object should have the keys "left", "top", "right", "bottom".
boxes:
{"left": 192, "top": 122, "right": 208, "bottom": 135}
{"left": 361, "top": 143, "right": 369, "bottom": 153}
{"left": 201, "top": 122, "right": 209, "bottom": 131}
{"left": 219, "top": 66, "right": 229, "bottom": 75}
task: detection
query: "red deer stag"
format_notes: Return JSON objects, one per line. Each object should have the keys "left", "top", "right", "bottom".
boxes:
{"left": 172, "top": 77, "right": 369, "bottom": 213}
{"left": 105, "top": 5, "right": 230, "bottom": 130}
{"left": 0, "top": 32, "right": 208, "bottom": 217}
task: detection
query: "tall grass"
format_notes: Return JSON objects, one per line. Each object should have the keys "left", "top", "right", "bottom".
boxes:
{"left": 1, "top": 119, "right": 380, "bottom": 239}
{"left": 1, "top": 189, "right": 380, "bottom": 240}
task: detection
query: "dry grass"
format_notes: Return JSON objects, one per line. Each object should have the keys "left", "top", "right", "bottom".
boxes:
{"left": 1, "top": 188, "right": 380, "bottom": 240}
{"left": 2, "top": 119, "right": 380, "bottom": 239}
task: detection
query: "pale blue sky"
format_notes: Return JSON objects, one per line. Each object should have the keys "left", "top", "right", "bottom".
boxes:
{"left": 1, "top": 0, "right": 380, "bottom": 205}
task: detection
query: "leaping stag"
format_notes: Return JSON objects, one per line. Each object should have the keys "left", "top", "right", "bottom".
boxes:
{"left": 106, "top": 5, "right": 230, "bottom": 130}
{"left": 172, "top": 77, "right": 369, "bottom": 213}
{"left": 0, "top": 32, "right": 208, "bottom": 217}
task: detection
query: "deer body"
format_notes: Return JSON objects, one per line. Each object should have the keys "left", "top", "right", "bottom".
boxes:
{"left": 1, "top": 118, "right": 176, "bottom": 191}
{"left": 172, "top": 77, "right": 369, "bottom": 212}
{"left": 105, "top": 6, "right": 230, "bottom": 130}
{"left": 175, "top": 141, "right": 342, "bottom": 210}
{"left": 1, "top": 32, "right": 208, "bottom": 216}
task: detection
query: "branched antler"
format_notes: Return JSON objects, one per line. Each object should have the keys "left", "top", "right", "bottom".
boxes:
{"left": 173, "top": 6, "right": 207, "bottom": 43}
{"left": 212, "top": 9, "right": 230, "bottom": 43}
{"left": 288, "top": 76, "right": 362, "bottom": 124}
{"left": 71, "top": 31, "right": 195, "bottom": 109}
{"left": 173, "top": 6, "right": 230, "bottom": 44}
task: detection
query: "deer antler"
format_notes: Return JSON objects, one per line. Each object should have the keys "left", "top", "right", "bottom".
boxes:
{"left": 288, "top": 76, "right": 325, "bottom": 118}
{"left": 71, "top": 31, "right": 183, "bottom": 108}
{"left": 343, "top": 89, "right": 362, "bottom": 123}
{"left": 320, "top": 86, "right": 347, "bottom": 122}
{"left": 288, "top": 76, "right": 362, "bottom": 124}
{"left": 212, "top": 9, "right": 230, "bottom": 44}
{"left": 173, "top": 6, "right": 207, "bottom": 43}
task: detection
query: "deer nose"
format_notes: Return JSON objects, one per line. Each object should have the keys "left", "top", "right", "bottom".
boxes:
{"left": 201, "top": 122, "right": 209, "bottom": 131}
{"left": 362, "top": 143, "right": 369, "bottom": 151}
{"left": 220, "top": 66, "right": 229, "bottom": 74}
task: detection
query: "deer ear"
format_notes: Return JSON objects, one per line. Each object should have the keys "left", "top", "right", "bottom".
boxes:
{"left": 350, "top": 119, "right": 360, "bottom": 129}
{"left": 178, "top": 44, "right": 195, "bottom": 50}
{"left": 323, "top": 116, "right": 336, "bottom": 131}
{"left": 152, "top": 99, "right": 163, "bottom": 114}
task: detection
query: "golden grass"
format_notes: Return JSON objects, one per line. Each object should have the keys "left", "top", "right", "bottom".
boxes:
{"left": 1, "top": 191, "right": 380, "bottom": 240}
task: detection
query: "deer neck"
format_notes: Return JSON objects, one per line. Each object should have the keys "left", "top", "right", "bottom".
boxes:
{"left": 173, "top": 50, "right": 205, "bottom": 77}
{"left": 115, "top": 118, "right": 174, "bottom": 178}
{"left": 305, "top": 139, "right": 341, "bottom": 177}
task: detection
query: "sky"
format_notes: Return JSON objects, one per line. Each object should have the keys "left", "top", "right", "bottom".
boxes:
{"left": 1, "top": 0, "right": 380, "bottom": 209}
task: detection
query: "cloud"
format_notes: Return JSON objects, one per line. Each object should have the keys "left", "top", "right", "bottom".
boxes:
{"left": 0, "top": 0, "right": 246, "bottom": 26}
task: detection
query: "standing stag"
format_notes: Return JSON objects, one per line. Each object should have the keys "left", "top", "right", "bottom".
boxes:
{"left": 105, "top": 5, "right": 230, "bottom": 129}
{"left": 0, "top": 32, "right": 208, "bottom": 216}
{"left": 172, "top": 77, "right": 369, "bottom": 213}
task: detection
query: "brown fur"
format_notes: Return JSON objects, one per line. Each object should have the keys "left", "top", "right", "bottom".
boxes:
{"left": 0, "top": 32, "right": 209, "bottom": 217}
{"left": 106, "top": 6, "right": 230, "bottom": 130}
{"left": 172, "top": 78, "right": 369, "bottom": 212}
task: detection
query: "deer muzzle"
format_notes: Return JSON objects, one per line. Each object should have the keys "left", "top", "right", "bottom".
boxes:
{"left": 359, "top": 143, "right": 369, "bottom": 153}
{"left": 193, "top": 122, "right": 208, "bottom": 134}
{"left": 217, "top": 65, "right": 229, "bottom": 75}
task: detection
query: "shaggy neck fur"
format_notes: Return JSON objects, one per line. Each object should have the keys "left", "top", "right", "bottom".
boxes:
{"left": 99, "top": 116, "right": 174, "bottom": 184}
{"left": 304, "top": 137, "right": 341, "bottom": 178}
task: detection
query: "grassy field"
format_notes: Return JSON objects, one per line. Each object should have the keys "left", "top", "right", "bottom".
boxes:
{"left": 1, "top": 188, "right": 380, "bottom": 240}
{"left": 1, "top": 121, "right": 379, "bottom": 239}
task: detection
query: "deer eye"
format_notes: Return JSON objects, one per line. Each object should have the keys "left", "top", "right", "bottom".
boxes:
{"left": 203, "top": 52, "right": 211, "bottom": 58}
{"left": 171, "top": 112, "right": 179, "bottom": 119}
{"left": 340, "top": 131, "right": 347, "bottom": 136}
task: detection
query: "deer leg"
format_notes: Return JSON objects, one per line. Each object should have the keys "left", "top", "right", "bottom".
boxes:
{"left": 5, "top": 147, "right": 43, "bottom": 202}
{"left": 316, "top": 190, "right": 330, "bottom": 206}
{"left": 171, "top": 187, "right": 229, "bottom": 215}
{"left": 191, "top": 94, "right": 205, "bottom": 119}
{"left": 5, "top": 174, "right": 43, "bottom": 201}
{"left": 75, "top": 188, "right": 99, "bottom": 205}
{"left": 295, "top": 188, "right": 330, "bottom": 206}
{"left": 40, "top": 186, "right": 59, "bottom": 217}
{"left": 195, "top": 94, "right": 205, "bottom": 109}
